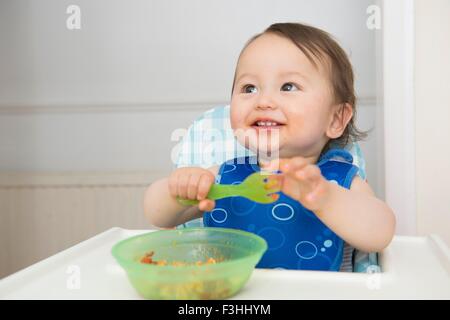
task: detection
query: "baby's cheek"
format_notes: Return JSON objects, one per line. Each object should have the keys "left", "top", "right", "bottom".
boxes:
{"left": 230, "top": 116, "right": 238, "bottom": 131}
{"left": 288, "top": 122, "right": 322, "bottom": 148}
{"left": 229, "top": 108, "right": 241, "bottom": 130}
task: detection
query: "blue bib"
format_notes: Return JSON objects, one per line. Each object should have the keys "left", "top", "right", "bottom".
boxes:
{"left": 203, "top": 148, "right": 359, "bottom": 271}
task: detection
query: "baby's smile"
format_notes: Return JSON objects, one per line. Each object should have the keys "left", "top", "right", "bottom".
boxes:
{"left": 250, "top": 117, "right": 286, "bottom": 131}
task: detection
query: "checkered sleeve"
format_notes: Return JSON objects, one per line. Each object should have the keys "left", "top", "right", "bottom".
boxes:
{"left": 348, "top": 143, "right": 367, "bottom": 180}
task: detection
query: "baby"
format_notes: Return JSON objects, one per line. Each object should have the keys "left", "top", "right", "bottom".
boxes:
{"left": 144, "top": 23, "right": 395, "bottom": 271}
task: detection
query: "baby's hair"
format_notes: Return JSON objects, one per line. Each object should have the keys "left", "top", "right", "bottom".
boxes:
{"left": 231, "top": 22, "right": 368, "bottom": 152}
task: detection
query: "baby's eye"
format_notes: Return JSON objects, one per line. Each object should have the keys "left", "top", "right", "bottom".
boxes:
{"left": 242, "top": 84, "right": 258, "bottom": 94}
{"left": 281, "top": 82, "right": 299, "bottom": 92}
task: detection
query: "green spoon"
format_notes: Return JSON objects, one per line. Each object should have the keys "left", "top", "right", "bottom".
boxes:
{"left": 177, "top": 171, "right": 281, "bottom": 206}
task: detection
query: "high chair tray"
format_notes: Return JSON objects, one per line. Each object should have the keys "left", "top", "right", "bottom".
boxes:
{"left": 0, "top": 228, "right": 448, "bottom": 299}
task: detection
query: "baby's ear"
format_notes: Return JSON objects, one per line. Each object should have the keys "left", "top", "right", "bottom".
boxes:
{"left": 326, "top": 103, "right": 353, "bottom": 139}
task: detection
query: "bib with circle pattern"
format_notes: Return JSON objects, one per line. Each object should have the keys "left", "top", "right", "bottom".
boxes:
{"left": 203, "top": 148, "right": 359, "bottom": 271}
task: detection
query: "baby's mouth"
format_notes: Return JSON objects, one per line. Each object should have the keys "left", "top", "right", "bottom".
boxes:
{"left": 251, "top": 120, "right": 286, "bottom": 130}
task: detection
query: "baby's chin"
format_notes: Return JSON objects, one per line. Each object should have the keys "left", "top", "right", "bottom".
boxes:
{"left": 237, "top": 138, "right": 282, "bottom": 159}
{"left": 237, "top": 137, "right": 313, "bottom": 161}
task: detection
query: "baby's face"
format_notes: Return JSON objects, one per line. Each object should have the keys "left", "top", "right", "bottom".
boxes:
{"left": 230, "top": 33, "right": 337, "bottom": 161}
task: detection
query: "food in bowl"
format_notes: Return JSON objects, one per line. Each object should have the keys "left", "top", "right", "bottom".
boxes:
{"left": 140, "top": 250, "right": 219, "bottom": 266}
{"left": 111, "top": 227, "right": 267, "bottom": 300}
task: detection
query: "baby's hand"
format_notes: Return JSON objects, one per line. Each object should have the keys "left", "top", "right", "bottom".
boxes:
{"left": 168, "top": 167, "right": 216, "bottom": 212}
{"left": 261, "top": 157, "right": 332, "bottom": 212}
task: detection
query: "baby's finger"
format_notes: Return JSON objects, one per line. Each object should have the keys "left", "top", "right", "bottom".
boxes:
{"left": 199, "top": 199, "right": 215, "bottom": 212}
{"left": 197, "top": 174, "right": 214, "bottom": 200}
{"left": 302, "top": 165, "right": 322, "bottom": 184}
{"left": 293, "top": 169, "right": 308, "bottom": 182}
{"left": 168, "top": 176, "right": 178, "bottom": 198}
{"left": 261, "top": 158, "right": 288, "bottom": 172}
{"left": 186, "top": 174, "right": 200, "bottom": 200}
{"left": 177, "top": 173, "right": 190, "bottom": 199}
{"left": 294, "top": 165, "right": 322, "bottom": 190}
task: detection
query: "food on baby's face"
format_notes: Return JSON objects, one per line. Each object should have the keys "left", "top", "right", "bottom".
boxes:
{"left": 140, "top": 251, "right": 218, "bottom": 266}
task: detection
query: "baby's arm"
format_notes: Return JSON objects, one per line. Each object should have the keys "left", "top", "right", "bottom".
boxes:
{"left": 263, "top": 158, "right": 396, "bottom": 253}
{"left": 316, "top": 176, "right": 396, "bottom": 253}
{"left": 143, "top": 165, "right": 219, "bottom": 228}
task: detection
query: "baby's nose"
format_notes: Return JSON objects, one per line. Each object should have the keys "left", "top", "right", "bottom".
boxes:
{"left": 256, "top": 104, "right": 277, "bottom": 110}
{"left": 255, "top": 92, "right": 278, "bottom": 110}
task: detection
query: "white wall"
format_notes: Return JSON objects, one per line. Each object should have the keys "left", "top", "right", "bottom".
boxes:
{"left": 0, "top": 0, "right": 382, "bottom": 193}
{"left": 415, "top": 0, "right": 450, "bottom": 245}
{"left": 0, "top": 0, "right": 376, "bottom": 105}
{"left": 0, "top": 0, "right": 383, "bottom": 278}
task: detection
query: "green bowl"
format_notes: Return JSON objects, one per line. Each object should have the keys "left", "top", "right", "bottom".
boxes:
{"left": 111, "top": 227, "right": 267, "bottom": 300}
